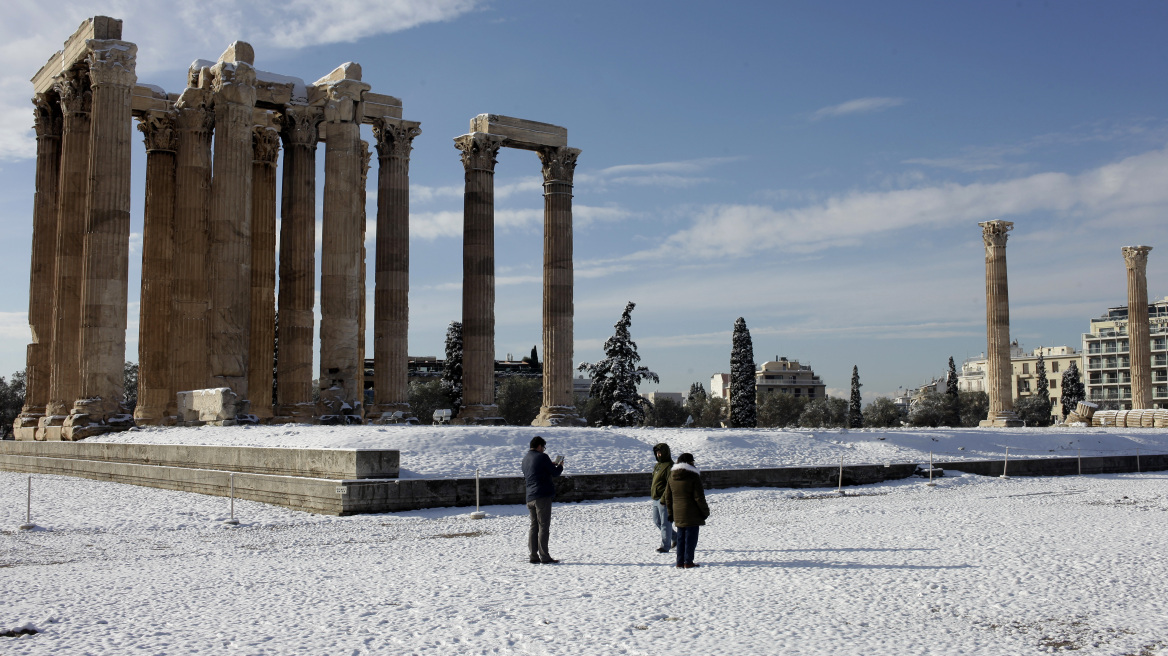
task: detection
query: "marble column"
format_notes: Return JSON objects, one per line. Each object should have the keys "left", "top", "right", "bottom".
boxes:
{"left": 133, "top": 111, "right": 177, "bottom": 425}
{"left": 453, "top": 133, "right": 507, "bottom": 424}
{"left": 66, "top": 39, "right": 137, "bottom": 438}
{"left": 41, "top": 71, "right": 90, "bottom": 439}
{"left": 979, "top": 220, "right": 1023, "bottom": 427}
{"left": 318, "top": 79, "right": 369, "bottom": 422}
{"left": 17, "top": 94, "right": 63, "bottom": 438}
{"left": 248, "top": 127, "right": 280, "bottom": 420}
{"left": 1123, "top": 246, "right": 1153, "bottom": 410}
{"left": 358, "top": 142, "right": 370, "bottom": 412}
{"left": 371, "top": 118, "right": 421, "bottom": 416}
{"left": 207, "top": 49, "right": 257, "bottom": 408}
{"left": 276, "top": 105, "right": 322, "bottom": 420}
{"left": 533, "top": 146, "right": 585, "bottom": 426}
{"left": 171, "top": 88, "right": 214, "bottom": 399}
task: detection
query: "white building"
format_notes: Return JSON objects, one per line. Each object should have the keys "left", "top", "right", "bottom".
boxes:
{"left": 1083, "top": 297, "right": 1168, "bottom": 409}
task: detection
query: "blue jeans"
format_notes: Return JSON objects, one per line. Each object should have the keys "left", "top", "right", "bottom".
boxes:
{"left": 651, "top": 499, "right": 674, "bottom": 551}
{"left": 676, "top": 525, "right": 700, "bottom": 566}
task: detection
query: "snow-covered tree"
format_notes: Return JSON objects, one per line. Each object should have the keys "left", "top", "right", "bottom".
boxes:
{"left": 1033, "top": 352, "right": 1051, "bottom": 426}
{"left": 577, "top": 302, "right": 659, "bottom": 426}
{"left": 1061, "top": 361, "right": 1085, "bottom": 417}
{"left": 944, "top": 356, "right": 960, "bottom": 426}
{"left": 848, "top": 365, "right": 862, "bottom": 428}
{"left": 440, "top": 321, "right": 463, "bottom": 414}
{"left": 729, "top": 317, "right": 757, "bottom": 428}
{"left": 862, "top": 396, "right": 901, "bottom": 428}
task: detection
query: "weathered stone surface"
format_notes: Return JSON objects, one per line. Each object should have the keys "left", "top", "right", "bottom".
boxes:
{"left": 978, "top": 220, "right": 1023, "bottom": 427}
{"left": 1123, "top": 246, "right": 1153, "bottom": 410}
{"left": 248, "top": 126, "right": 279, "bottom": 420}
{"left": 469, "top": 114, "right": 567, "bottom": 150}
{"left": 176, "top": 388, "right": 249, "bottom": 425}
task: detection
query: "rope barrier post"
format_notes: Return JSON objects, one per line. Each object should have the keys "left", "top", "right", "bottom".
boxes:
{"left": 836, "top": 455, "right": 844, "bottom": 495}
{"left": 1136, "top": 448, "right": 1140, "bottom": 474}
{"left": 926, "top": 451, "right": 937, "bottom": 487}
{"left": 1078, "top": 448, "right": 1082, "bottom": 476}
{"left": 224, "top": 472, "right": 240, "bottom": 526}
{"left": 471, "top": 467, "right": 486, "bottom": 520}
{"left": 999, "top": 446, "right": 1011, "bottom": 479}
{"left": 19, "top": 474, "right": 36, "bottom": 531}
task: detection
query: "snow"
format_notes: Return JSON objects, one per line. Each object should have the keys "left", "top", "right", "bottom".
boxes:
{"left": 3, "top": 427, "right": 1168, "bottom": 654}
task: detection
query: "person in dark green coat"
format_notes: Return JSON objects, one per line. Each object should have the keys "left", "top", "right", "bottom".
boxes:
{"left": 663, "top": 452, "right": 710, "bottom": 568}
{"left": 650, "top": 443, "right": 674, "bottom": 553}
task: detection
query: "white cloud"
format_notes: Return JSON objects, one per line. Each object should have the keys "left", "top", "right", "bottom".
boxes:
{"left": 581, "top": 156, "right": 741, "bottom": 190}
{"left": 0, "top": 0, "right": 479, "bottom": 160}
{"left": 810, "top": 97, "right": 906, "bottom": 121}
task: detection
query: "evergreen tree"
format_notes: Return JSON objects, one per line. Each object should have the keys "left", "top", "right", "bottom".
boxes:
{"left": 757, "top": 392, "right": 807, "bottom": 428}
{"left": 0, "top": 370, "right": 26, "bottom": 438}
{"left": 685, "top": 382, "right": 708, "bottom": 424}
{"left": 496, "top": 376, "right": 543, "bottom": 425}
{"left": 123, "top": 361, "right": 138, "bottom": 413}
{"left": 1060, "top": 361, "right": 1085, "bottom": 417}
{"left": 798, "top": 396, "right": 848, "bottom": 428}
{"left": 908, "top": 390, "right": 948, "bottom": 427}
{"left": 861, "top": 397, "right": 902, "bottom": 428}
{"left": 848, "top": 365, "right": 862, "bottom": 428}
{"left": 729, "top": 317, "right": 757, "bottom": 428}
{"left": 577, "top": 302, "right": 659, "bottom": 426}
{"left": 944, "top": 356, "right": 960, "bottom": 426}
{"left": 440, "top": 321, "right": 463, "bottom": 414}
{"left": 1033, "top": 352, "right": 1051, "bottom": 426}
{"left": 959, "top": 391, "right": 990, "bottom": 427}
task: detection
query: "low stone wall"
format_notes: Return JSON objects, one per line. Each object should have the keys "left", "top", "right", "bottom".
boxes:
{"left": 937, "top": 454, "right": 1168, "bottom": 478}
{"left": 0, "top": 441, "right": 398, "bottom": 479}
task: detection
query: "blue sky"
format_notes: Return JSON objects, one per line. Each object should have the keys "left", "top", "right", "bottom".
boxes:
{"left": 1, "top": 0, "right": 1167, "bottom": 401}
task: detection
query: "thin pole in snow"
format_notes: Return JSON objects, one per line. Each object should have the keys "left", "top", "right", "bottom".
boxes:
{"left": 19, "top": 475, "right": 36, "bottom": 530}
{"left": 1000, "top": 447, "right": 1011, "bottom": 479}
{"left": 224, "top": 473, "right": 240, "bottom": 525}
{"left": 471, "top": 468, "right": 486, "bottom": 519}
{"left": 1136, "top": 448, "right": 1141, "bottom": 474}
{"left": 1078, "top": 448, "right": 1082, "bottom": 476}
{"left": 836, "top": 455, "right": 844, "bottom": 494}
{"left": 926, "top": 451, "right": 937, "bottom": 487}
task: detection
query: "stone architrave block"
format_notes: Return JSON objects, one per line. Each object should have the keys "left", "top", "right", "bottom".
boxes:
{"left": 176, "top": 388, "right": 248, "bottom": 425}
{"left": 469, "top": 114, "right": 567, "bottom": 150}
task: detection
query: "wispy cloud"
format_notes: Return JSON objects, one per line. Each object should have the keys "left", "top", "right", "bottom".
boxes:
{"left": 810, "top": 97, "right": 906, "bottom": 121}
{"left": 581, "top": 156, "right": 742, "bottom": 190}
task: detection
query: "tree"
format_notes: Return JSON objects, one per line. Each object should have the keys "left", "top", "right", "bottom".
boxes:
{"left": 0, "top": 370, "right": 26, "bottom": 437}
{"left": 409, "top": 380, "right": 450, "bottom": 424}
{"left": 848, "top": 366, "right": 862, "bottom": 428}
{"left": 1015, "top": 394, "right": 1052, "bottom": 426}
{"left": 945, "top": 356, "right": 961, "bottom": 426}
{"left": 123, "top": 361, "right": 139, "bottom": 413}
{"left": 643, "top": 397, "right": 688, "bottom": 427}
{"left": 757, "top": 392, "right": 807, "bottom": 428}
{"left": 521, "top": 345, "right": 540, "bottom": 368}
{"left": 862, "top": 397, "right": 902, "bottom": 428}
{"left": 577, "top": 302, "right": 659, "bottom": 427}
{"left": 440, "top": 321, "right": 463, "bottom": 415}
{"left": 497, "top": 376, "right": 543, "bottom": 425}
{"left": 272, "top": 311, "right": 279, "bottom": 404}
{"left": 687, "top": 382, "right": 707, "bottom": 406}
{"left": 1060, "top": 361, "right": 1085, "bottom": 417}
{"left": 908, "top": 390, "right": 949, "bottom": 427}
{"left": 684, "top": 382, "right": 708, "bottom": 423}
{"left": 729, "top": 317, "right": 757, "bottom": 428}
{"left": 799, "top": 396, "right": 848, "bottom": 428}
{"left": 692, "top": 396, "right": 728, "bottom": 427}
{"left": 1029, "top": 352, "right": 1052, "bottom": 427}
{"left": 959, "top": 391, "right": 989, "bottom": 427}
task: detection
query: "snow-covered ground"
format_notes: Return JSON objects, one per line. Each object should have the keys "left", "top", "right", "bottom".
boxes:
{"left": 89, "top": 424, "right": 1168, "bottom": 478}
{"left": 2, "top": 427, "right": 1167, "bottom": 654}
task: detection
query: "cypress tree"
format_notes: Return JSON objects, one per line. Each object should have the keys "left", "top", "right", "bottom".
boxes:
{"left": 729, "top": 317, "right": 757, "bottom": 428}
{"left": 440, "top": 321, "right": 463, "bottom": 413}
{"left": 848, "top": 365, "right": 863, "bottom": 428}
{"left": 577, "top": 302, "right": 659, "bottom": 426}
{"left": 1035, "top": 352, "right": 1051, "bottom": 421}
{"left": 945, "top": 356, "right": 960, "bottom": 426}
{"left": 1061, "top": 361, "right": 1085, "bottom": 417}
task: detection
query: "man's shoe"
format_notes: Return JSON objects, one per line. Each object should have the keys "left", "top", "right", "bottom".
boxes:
{"left": 672, "top": 540, "right": 677, "bottom": 548}
{"left": 682, "top": 563, "right": 700, "bottom": 569}
{"left": 529, "top": 558, "right": 541, "bottom": 564}
{"left": 656, "top": 547, "right": 669, "bottom": 553}
{"left": 675, "top": 564, "right": 684, "bottom": 568}
{"left": 540, "top": 558, "right": 560, "bottom": 564}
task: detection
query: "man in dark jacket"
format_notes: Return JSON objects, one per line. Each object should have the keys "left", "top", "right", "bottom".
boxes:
{"left": 521, "top": 435, "right": 564, "bottom": 564}
{"left": 650, "top": 443, "right": 675, "bottom": 553}
{"left": 664, "top": 452, "right": 710, "bottom": 568}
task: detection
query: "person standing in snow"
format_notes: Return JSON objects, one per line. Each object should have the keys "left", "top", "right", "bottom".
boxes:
{"left": 522, "top": 435, "right": 564, "bottom": 564}
{"left": 650, "top": 443, "right": 675, "bottom": 553}
{"left": 663, "top": 452, "right": 710, "bottom": 569}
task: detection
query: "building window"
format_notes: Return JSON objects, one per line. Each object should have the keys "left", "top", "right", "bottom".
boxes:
{"left": 1022, "top": 363, "right": 1029, "bottom": 374}
{"left": 808, "top": 389, "right": 816, "bottom": 398}
{"left": 1050, "top": 380, "right": 1057, "bottom": 389}
{"left": 1051, "top": 397, "right": 1058, "bottom": 407}
{"left": 1052, "top": 361, "right": 1059, "bottom": 373}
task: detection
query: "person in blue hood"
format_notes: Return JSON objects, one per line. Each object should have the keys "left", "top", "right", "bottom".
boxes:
{"left": 521, "top": 435, "right": 564, "bottom": 564}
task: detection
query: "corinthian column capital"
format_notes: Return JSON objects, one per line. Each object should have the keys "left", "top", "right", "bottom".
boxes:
{"left": 86, "top": 40, "right": 137, "bottom": 88}
{"left": 137, "top": 110, "right": 177, "bottom": 152}
{"left": 454, "top": 133, "right": 507, "bottom": 172}
{"left": 54, "top": 70, "right": 91, "bottom": 119}
{"left": 32, "top": 93, "right": 62, "bottom": 139}
{"left": 979, "top": 220, "right": 1014, "bottom": 253}
{"left": 252, "top": 126, "right": 281, "bottom": 165}
{"left": 280, "top": 105, "right": 323, "bottom": 147}
{"left": 372, "top": 118, "right": 422, "bottom": 161}
{"left": 537, "top": 146, "right": 581, "bottom": 185}
{"left": 1122, "top": 245, "right": 1152, "bottom": 271}
{"left": 321, "top": 80, "right": 370, "bottom": 124}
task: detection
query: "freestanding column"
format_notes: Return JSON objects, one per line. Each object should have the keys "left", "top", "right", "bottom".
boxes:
{"left": 16, "top": 94, "right": 63, "bottom": 439}
{"left": 979, "top": 220, "right": 1023, "bottom": 427}
{"left": 372, "top": 118, "right": 421, "bottom": 417}
{"left": 248, "top": 126, "right": 280, "bottom": 420}
{"left": 276, "top": 105, "right": 322, "bottom": 421}
{"left": 318, "top": 75, "right": 370, "bottom": 423}
{"left": 1123, "top": 246, "right": 1153, "bottom": 410}
{"left": 533, "top": 146, "right": 585, "bottom": 426}
{"left": 453, "top": 132, "right": 508, "bottom": 424}
{"left": 65, "top": 39, "right": 137, "bottom": 438}
{"left": 171, "top": 87, "right": 214, "bottom": 398}
{"left": 207, "top": 44, "right": 257, "bottom": 410}
{"left": 41, "top": 71, "right": 90, "bottom": 439}
{"left": 133, "top": 111, "right": 177, "bottom": 425}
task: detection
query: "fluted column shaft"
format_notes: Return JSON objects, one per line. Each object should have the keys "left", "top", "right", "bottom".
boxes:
{"left": 134, "top": 111, "right": 177, "bottom": 425}
{"left": 72, "top": 40, "right": 137, "bottom": 425}
{"left": 276, "top": 106, "right": 321, "bottom": 414}
{"left": 207, "top": 60, "right": 256, "bottom": 402}
{"left": 536, "top": 146, "right": 582, "bottom": 423}
{"left": 45, "top": 72, "right": 90, "bottom": 421}
{"left": 358, "top": 142, "right": 370, "bottom": 408}
{"left": 20, "top": 94, "right": 63, "bottom": 427}
{"left": 171, "top": 91, "right": 213, "bottom": 396}
{"left": 455, "top": 133, "right": 507, "bottom": 415}
{"left": 248, "top": 127, "right": 280, "bottom": 419}
{"left": 1124, "top": 246, "right": 1153, "bottom": 410}
{"left": 981, "top": 220, "right": 1016, "bottom": 422}
{"left": 373, "top": 119, "right": 421, "bottom": 410}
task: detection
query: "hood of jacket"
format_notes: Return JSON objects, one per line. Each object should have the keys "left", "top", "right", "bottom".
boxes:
{"left": 654, "top": 443, "right": 673, "bottom": 463}
{"left": 671, "top": 462, "right": 700, "bottom": 478}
